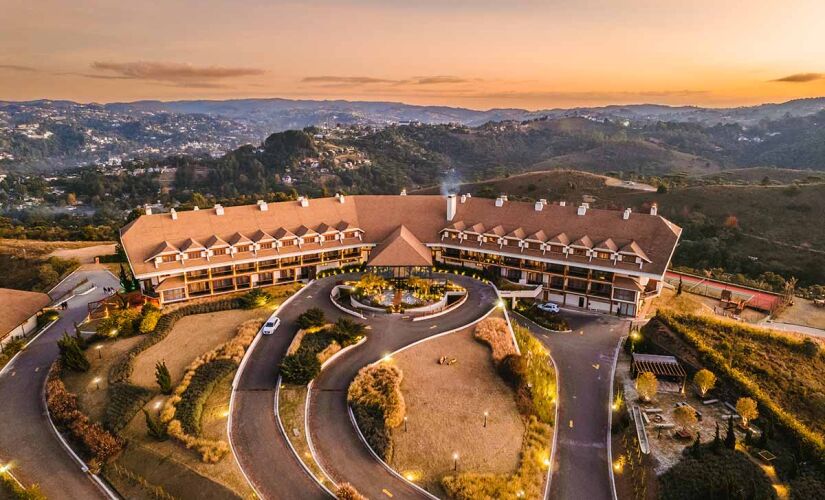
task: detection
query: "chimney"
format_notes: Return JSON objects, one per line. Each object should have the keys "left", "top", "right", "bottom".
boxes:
{"left": 559, "top": 201, "right": 566, "bottom": 207}
{"left": 144, "top": 205, "right": 153, "bottom": 215}
{"left": 465, "top": 193, "right": 472, "bottom": 199}
{"left": 495, "top": 196, "right": 505, "bottom": 207}
{"left": 534, "top": 201, "right": 543, "bottom": 211}
{"left": 650, "top": 203, "right": 658, "bottom": 216}
{"left": 539, "top": 198, "right": 547, "bottom": 205}
{"left": 298, "top": 196, "right": 309, "bottom": 207}
{"left": 257, "top": 200, "right": 268, "bottom": 211}
{"left": 170, "top": 208, "right": 177, "bottom": 220}
{"left": 460, "top": 194, "right": 467, "bottom": 204}
{"left": 400, "top": 188, "right": 407, "bottom": 196}
{"left": 215, "top": 204, "right": 224, "bottom": 216}
{"left": 338, "top": 194, "right": 346, "bottom": 204}
{"left": 577, "top": 204, "right": 587, "bottom": 216}
{"left": 623, "top": 208, "right": 632, "bottom": 220}
{"left": 446, "top": 194, "right": 457, "bottom": 221}
{"left": 193, "top": 206, "right": 199, "bottom": 211}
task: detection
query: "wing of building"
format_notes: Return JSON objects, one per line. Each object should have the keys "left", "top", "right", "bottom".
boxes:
{"left": 120, "top": 194, "right": 681, "bottom": 317}
{"left": 0, "top": 288, "right": 52, "bottom": 347}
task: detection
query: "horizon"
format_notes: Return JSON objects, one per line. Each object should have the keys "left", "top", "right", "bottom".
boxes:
{"left": 3, "top": 1, "right": 825, "bottom": 109}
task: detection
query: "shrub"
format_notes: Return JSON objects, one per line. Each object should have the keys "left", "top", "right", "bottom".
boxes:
{"left": 102, "top": 383, "right": 152, "bottom": 432}
{"left": 96, "top": 308, "right": 141, "bottom": 337}
{"left": 348, "top": 363, "right": 405, "bottom": 461}
{"left": 296, "top": 307, "right": 326, "bottom": 329}
{"left": 736, "top": 397, "right": 759, "bottom": 428}
{"left": 658, "top": 447, "right": 776, "bottom": 500}
{"left": 330, "top": 317, "right": 366, "bottom": 346}
{"left": 0, "top": 472, "right": 46, "bottom": 500}
{"left": 0, "top": 339, "right": 25, "bottom": 369}
{"left": 513, "top": 325, "right": 557, "bottom": 425}
{"left": 336, "top": 483, "right": 367, "bottom": 500}
{"left": 497, "top": 353, "right": 528, "bottom": 388}
{"left": 143, "top": 409, "right": 167, "bottom": 440}
{"left": 138, "top": 308, "right": 161, "bottom": 334}
{"left": 57, "top": 333, "right": 89, "bottom": 372}
{"left": 673, "top": 405, "right": 697, "bottom": 432}
{"left": 175, "top": 359, "right": 237, "bottom": 435}
{"left": 280, "top": 351, "right": 321, "bottom": 385}
{"left": 351, "top": 403, "right": 393, "bottom": 460}
{"left": 239, "top": 288, "right": 273, "bottom": 309}
{"left": 155, "top": 360, "right": 172, "bottom": 395}
{"left": 474, "top": 317, "right": 516, "bottom": 362}
{"left": 693, "top": 368, "right": 716, "bottom": 397}
{"left": 635, "top": 372, "right": 658, "bottom": 402}
{"left": 442, "top": 416, "right": 552, "bottom": 499}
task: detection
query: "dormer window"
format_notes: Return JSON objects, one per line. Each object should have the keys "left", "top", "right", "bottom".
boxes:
{"left": 160, "top": 254, "right": 177, "bottom": 263}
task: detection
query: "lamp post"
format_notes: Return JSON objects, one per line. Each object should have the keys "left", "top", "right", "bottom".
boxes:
{"left": 95, "top": 344, "right": 103, "bottom": 359}
{"left": 453, "top": 452, "right": 459, "bottom": 471}
{"left": 404, "top": 416, "right": 408, "bottom": 432}
{"left": 483, "top": 411, "right": 488, "bottom": 428}
{"left": 93, "top": 377, "right": 101, "bottom": 390}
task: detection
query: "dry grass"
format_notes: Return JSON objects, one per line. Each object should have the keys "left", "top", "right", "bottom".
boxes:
{"left": 775, "top": 300, "right": 825, "bottom": 330}
{"left": 62, "top": 336, "right": 144, "bottom": 422}
{"left": 47, "top": 243, "right": 117, "bottom": 263}
{"left": 130, "top": 308, "right": 268, "bottom": 388}
{"left": 0, "top": 238, "right": 113, "bottom": 257}
{"left": 473, "top": 317, "right": 517, "bottom": 362}
{"left": 278, "top": 385, "right": 335, "bottom": 489}
{"left": 389, "top": 324, "right": 524, "bottom": 495}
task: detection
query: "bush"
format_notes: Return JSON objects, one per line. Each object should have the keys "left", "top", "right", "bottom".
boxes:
{"left": 348, "top": 363, "right": 405, "bottom": 461}
{"left": 155, "top": 360, "right": 172, "bottom": 395}
{"left": 497, "top": 353, "right": 528, "bottom": 388}
{"left": 57, "top": 333, "right": 89, "bottom": 372}
{"left": 693, "top": 368, "right": 717, "bottom": 397}
{"left": 239, "top": 288, "right": 273, "bottom": 309}
{"left": 280, "top": 351, "right": 321, "bottom": 385}
{"left": 96, "top": 308, "right": 141, "bottom": 337}
{"left": 175, "top": 359, "right": 237, "bottom": 435}
{"left": 102, "top": 383, "right": 152, "bottom": 432}
{"left": 296, "top": 307, "right": 326, "bottom": 329}
{"left": 143, "top": 409, "right": 168, "bottom": 440}
{"left": 336, "top": 483, "right": 367, "bottom": 500}
{"left": 0, "top": 339, "right": 25, "bottom": 369}
{"left": 474, "top": 317, "right": 517, "bottom": 362}
{"left": 658, "top": 447, "right": 776, "bottom": 499}
{"left": 330, "top": 317, "right": 366, "bottom": 347}
{"left": 513, "top": 325, "right": 557, "bottom": 425}
{"left": 635, "top": 372, "right": 658, "bottom": 402}
{"left": 0, "top": 472, "right": 46, "bottom": 500}
{"left": 138, "top": 307, "right": 161, "bottom": 334}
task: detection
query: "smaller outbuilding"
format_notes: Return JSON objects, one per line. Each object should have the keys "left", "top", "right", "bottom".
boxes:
{"left": 0, "top": 288, "right": 52, "bottom": 348}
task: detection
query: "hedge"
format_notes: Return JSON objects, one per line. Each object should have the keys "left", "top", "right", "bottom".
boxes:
{"left": 348, "top": 363, "right": 405, "bottom": 461}
{"left": 102, "top": 383, "right": 153, "bottom": 432}
{"left": 473, "top": 317, "right": 517, "bottom": 362}
{"left": 654, "top": 311, "right": 825, "bottom": 467}
{"left": 513, "top": 325, "right": 557, "bottom": 425}
{"left": 176, "top": 359, "right": 238, "bottom": 435}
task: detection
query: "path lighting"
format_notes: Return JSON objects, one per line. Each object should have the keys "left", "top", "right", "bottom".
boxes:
{"left": 0, "top": 463, "right": 10, "bottom": 474}
{"left": 543, "top": 458, "right": 551, "bottom": 468}
{"left": 517, "top": 491, "right": 525, "bottom": 498}
{"left": 496, "top": 299, "right": 505, "bottom": 309}
{"left": 93, "top": 377, "right": 102, "bottom": 390}
{"left": 95, "top": 344, "right": 103, "bottom": 359}
{"left": 381, "top": 354, "right": 392, "bottom": 363}
{"left": 453, "top": 452, "right": 459, "bottom": 471}
{"left": 404, "top": 416, "right": 408, "bottom": 432}
{"left": 483, "top": 411, "right": 488, "bottom": 428}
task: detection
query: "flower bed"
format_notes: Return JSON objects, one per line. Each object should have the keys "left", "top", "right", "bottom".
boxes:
{"left": 348, "top": 363, "right": 405, "bottom": 461}
{"left": 281, "top": 317, "right": 366, "bottom": 385}
{"left": 473, "top": 317, "right": 517, "bottom": 362}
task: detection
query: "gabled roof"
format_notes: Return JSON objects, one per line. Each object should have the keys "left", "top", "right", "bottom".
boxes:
{"left": 251, "top": 229, "right": 275, "bottom": 243}
{"left": 620, "top": 240, "right": 651, "bottom": 262}
{"left": 295, "top": 225, "right": 318, "bottom": 237}
{"left": 228, "top": 232, "right": 252, "bottom": 246}
{"left": 547, "top": 232, "right": 570, "bottom": 246}
{"left": 505, "top": 227, "right": 526, "bottom": 239}
{"left": 367, "top": 225, "right": 433, "bottom": 267}
{"left": 571, "top": 235, "right": 594, "bottom": 248}
{"left": 335, "top": 221, "right": 360, "bottom": 232}
{"left": 317, "top": 223, "right": 339, "bottom": 235}
{"left": 146, "top": 241, "right": 178, "bottom": 261}
{"left": 0, "top": 288, "right": 52, "bottom": 337}
{"left": 484, "top": 225, "right": 506, "bottom": 237}
{"left": 445, "top": 221, "right": 466, "bottom": 231}
{"left": 466, "top": 223, "right": 486, "bottom": 234}
{"left": 179, "top": 238, "right": 205, "bottom": 253}
{"left": 526, "top": 230, "right": 548, "bottom": 242}
{"left": 272, "top": 227, "right": 296, "bottom": 240}
{"left": 205, "top": 235, "right": 229, "bottom": 248}
{"left": 594, "top": 238, "right": 618, "bottom": 252}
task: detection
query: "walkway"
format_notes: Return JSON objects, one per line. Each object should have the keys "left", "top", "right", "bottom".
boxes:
{"left": 0, "top": 267, "right": 120, "bottom": 499}
{"left": 514, "top": 310, "right": 627, "bottom": 500}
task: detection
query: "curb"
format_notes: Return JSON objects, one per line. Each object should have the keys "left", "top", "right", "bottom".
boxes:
{"left": 543, "top": 339, "right": 562, "bottom": 499}
{"left": 304, "top": 379, "right": 338, "bottom": 488}
{"left": 606, "top": 335, "right": 625, "bottom": 500}
{"left": 329, "top": 286, "right": 367, "bottom": 319}
{"left": 410, "top": 292, "right": 468, "bottom": 322}
{"left": 0, "top": 319, "right": 58, "bottom": 378}
{"left": 510, "top": 310, "right": 573, "bottom": 334}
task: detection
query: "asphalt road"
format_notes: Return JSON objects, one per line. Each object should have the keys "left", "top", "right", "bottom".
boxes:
{"left": 514, "top": 310, "right": 628, "bottom": 500}
{"left": 307, "top": 275, "right": 497, "bottom": 500}
{"left": 0, "top": 267, "right": 120, "bottom": 499}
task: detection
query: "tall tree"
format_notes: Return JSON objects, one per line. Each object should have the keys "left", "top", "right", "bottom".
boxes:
{"left": 725, "top": 415, "right": 736, "bottom": 450}
{"left": 155, "top": 361, "right": 172, "bottom": 395}
{"left": 57, "top": 332, "right": 89, "bottom": 372}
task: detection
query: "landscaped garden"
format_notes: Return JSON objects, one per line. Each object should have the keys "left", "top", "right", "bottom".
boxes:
{"left": 49, "top": 284, "right": 302, "bottom": 499}
{"left": 514, "top": 301, "right": 571, "bottom": 332}
{"left": 341, "top": 273, "right": 465, "bottom": 314}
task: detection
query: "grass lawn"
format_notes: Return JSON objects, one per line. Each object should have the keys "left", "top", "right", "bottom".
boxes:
{"left": 389, "top": 317, "right": 524, "bottom": 496}
{"left": 775, "top": 300, "right": 825, "bottom": 330}
{"left": 130, "top": 308, "right": 269, "bottom": 388}
{"left": 62, "top": 336, "right": 143, "bottom": 422}
{"left": 278, "top": 385, "right": 335, "bottom": 489}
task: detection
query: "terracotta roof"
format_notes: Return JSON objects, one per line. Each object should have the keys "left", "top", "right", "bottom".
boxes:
{"left": 205, "top": 235, "right": 229, "bottom": 248}
{"left": 446, "top": 221, "right": 466, "bottom": 231}
{"left": 121, "top": 195, "right": 681, "bottom": 278}
{"left": 367, "top": 225, "right": 433, "bottom": 267}
{"left": 620, "top": 240, "right": 651, "bottom": 262}
{"left": 146, "top": 241, "right": 178, "bottom": 261}
{"left": 228, "top": 232, "right": 252, "bottom": 246}
{"left": 547, "top": 232, "right": 570, "bottom": 246}
{"left": 467, "top": 223, "right": 486, "bottom": 234}
{"left": 251, "top": 229, "right": 275, "bottom": 243}
{"left": 571, "top": 235, "right": 594, "bottom": 248}
{"left": 155, "top": 276, "right": 185, "bottom": 292}
{"left": 527, "top": 230, "right": 548, "bottom": 242}
{"left": 614, "top": 276, "right": 644, "bottom": 291}
{"left": 317, "top": 223, "right": 338, "bottom": 235}
{"left": 180, "top": 238, "right": 205, "bottom": 252}
{"left": 335, "top": 221, "right": 358, "bottom": 232}
{"left": 506, "top": 227, "right": 526, "bottom": 239}
{"left": 595, "top": 238, "right": 618, "bottom": 252}
{"left": 0, "top": 288, "right": 51, "bottom": 337}
{"left": 295, "top": 225, "right": 317, "bottom": 237}
{"left": 273, "top": 227, "right": 296, "bottom": 240}
{"left": 484, "top": 225, "right": 506, "bottom": 237}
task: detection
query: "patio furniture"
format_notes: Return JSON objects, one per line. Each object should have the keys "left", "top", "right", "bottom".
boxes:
{"left": 758, "top": 450, "right": 776, "bottom": 463}
{"left": 702, "top": 399, "right": 719, "bottom": 405}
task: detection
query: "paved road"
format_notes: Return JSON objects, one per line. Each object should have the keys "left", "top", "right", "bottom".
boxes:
{"left": 307, "top": 275, "right": 497, "bottom": 500}
{"left": 514, "top": 310, "right": 627, "bottom": 500}
{"left": 0, "top": 267, "right": 120, "bottom": 499}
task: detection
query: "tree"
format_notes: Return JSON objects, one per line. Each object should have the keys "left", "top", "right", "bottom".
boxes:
{"left": 635, "top": 372, "right": 658, "bottom": 402}
{"left": 736, "top": 397, "right": 758, "bottom": 428}
{"left": 693, "top": 369, "right": 717, "bottom": 397}
{"left": 155, "top": 361, "right": 172, "bottom": 395}
{"left": 118, "top": 264, "right": 129, "bottom": 292}
{"left": 66, "top": 192, "right": 77, "bottom": 205}
{"left": 280, "top": 351, "right": 321, "bottom": 385}
{"left": 143, "top": 409, "right": 167, "bottom": 440}
{"left": 712, "top": 422, "right": 722, "bottom": 452}
{"left": 673, "top": 405, "right": 697, "bottom": 432}
{"left": 677, "top": 276, "right": 683, "bottom": 295}
{"left": 331, "top": 317, "right": 366, "bottom": 346}
{"left": 57, "top": 332, "right": 89, "bottom": 372}
{"left": 725, "top": 415, "right": 736, "bottom": 449}
{"left": 296, "top": 307, "right": 326, "bottom": 330}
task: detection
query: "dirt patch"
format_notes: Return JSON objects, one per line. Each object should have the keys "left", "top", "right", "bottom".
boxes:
{"left": 47, "top": 244, "right": 117, "bottom": 264}
{"left": 647, "top": 288, "right": 768, "bottom": 324}
{"left": 62, "top": 336, "right": 144, "bottom": 422}
{"left": 131, "top": 308, "right": 268, "bottom": 388}
{"left": 390, "top": 322, "right": 524, "bottom": 495}
{"left": 775, "top": 300, "right": 825, "bottom": 330}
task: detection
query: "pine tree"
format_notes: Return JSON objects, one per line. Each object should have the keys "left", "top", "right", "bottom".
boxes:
{"left": 758, "top": 419, "right": 771, "bottom": 448}
{"left": 73, "top": 321, "right": 86, "bottom": 349}
{"left": 712, "top": 422, "right": 722, "bottom": 452}
{"left": 143, "top": 409, "right": 167, "bottom": 440}
{"left": 725, "top": 415, "right": 737, "bottom": 450}
{"left": 119, "top": 264, "right": 129, "bottom": 292}
{"left": 58, "top": 332, "right": 90, "bottom": 372}
{"left": 677, "top": 277, "right": 683, "bottom": 295}
{"left": 155, "top": 361, "right": 172, "bottom": 395}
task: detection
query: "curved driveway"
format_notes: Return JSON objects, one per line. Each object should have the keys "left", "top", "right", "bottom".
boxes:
{"left": 0, "top": 267, "right": 119, "bottom": 499}
{"left": 514, "top": 310, "right": 627, "bottom": 500}
{"left": 307, "top": 275, "right": 496, "bottom": 499}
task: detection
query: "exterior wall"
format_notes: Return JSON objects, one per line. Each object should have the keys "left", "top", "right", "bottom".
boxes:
{"left": 1, "top": 314, "right": 38, "bottom": 348}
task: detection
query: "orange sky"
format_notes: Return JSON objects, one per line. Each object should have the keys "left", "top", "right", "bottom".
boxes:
{"left": 2, "top": 0, "right": 825, "bottom": 109}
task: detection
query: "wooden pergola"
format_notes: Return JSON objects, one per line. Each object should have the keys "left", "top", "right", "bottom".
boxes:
{"left": 631, "top": 353, "right": 687, "bottom": 392}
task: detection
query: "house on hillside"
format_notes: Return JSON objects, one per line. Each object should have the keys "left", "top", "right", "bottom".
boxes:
{"left": 0, "top": 288, "right": 52, "bottom": 348}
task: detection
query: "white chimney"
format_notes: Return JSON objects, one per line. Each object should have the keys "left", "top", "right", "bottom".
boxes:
{"left": 170, "top": 208, "right": 177, "bottom": 220}
{"left": 539, "top": 198, "right": 547, "bottom": 205}
{"left": 144, "top": 205, "right": 153, "bottom": 215}
{"left": 623, "top": 208, "right": 632, "bottom": 220}
{"left": 299, "top": 196, "right": 309, "bottom": 207}
{"left": 495, "top": 196, "right": 505, "bottom": 207}
{"left": 577, "top": 204, "right": 587, "bottom": 216}
{"left": 258, "top": 200, "right": 268, "bottom": 211}
{"left": 193, "top": 206, "right": 199, "bottom": 211}
{"left": 559, "top": 201, "right": 566, "bottom": 207}
{"left": 446, "top": 194, "right": 457, "bottom": 221}
{"left": 338, "top": 194, "right": 346, "bottom": 204}
{"left": 534, "top": 201, "right": 543, "bottom": 211}
{"left": 650, "top": 203, "right": 658, "bottom": 216}
{"left": 465, "top": 193, "right": 471, "bottom": 198}
{"left": 400, "top": 188, "right": 407, "bottom": 196}
{"left": 460, "top": 194, "right": 467, "bottom": 204}
{"left": 215, "top": 204, "right": 224, "bottom": 216}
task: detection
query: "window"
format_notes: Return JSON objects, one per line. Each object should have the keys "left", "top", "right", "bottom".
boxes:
{"left": 547, "top": 245, "right": 563, "bottom": 254}
{"left": 186, "top": 252, "right": 201, "bottom": 260}
{"left": 213, "top": 248, "right": 227, "bottom": 256}
{"left": 567, "top": 278, "right": 588, "bottom": 292}
{"left": 281, "top": 239, "right": 296, "bottom": 247}
{"left": 160, "top": 254, "right": 177, "bottom": 263}
{"left": 260, "top": 242, "right": 273, "bottom": 250}
{"left": 236, "top": 245, "right": 251, "bottom": 253}
{"left": 613, "top": 288, "right": 637, "bottom": 302}
{"left": 596, "top": 251, "right": 612, "bottom": 260}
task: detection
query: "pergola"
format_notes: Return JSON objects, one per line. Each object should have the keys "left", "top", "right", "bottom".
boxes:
{"left": 631, "top": 353, "right": 687, "bottom": 392}
{"left": 366, "top": 224, "right": 433, "bottom": 280}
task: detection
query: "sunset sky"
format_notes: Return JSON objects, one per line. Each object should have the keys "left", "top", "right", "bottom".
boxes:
{"left": 3, "top": 0, "right": 825, "bottom": 109}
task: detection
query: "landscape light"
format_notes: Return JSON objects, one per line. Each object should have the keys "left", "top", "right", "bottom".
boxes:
{"left": 0, "top": 463, "right": 9, "bottom": 474}
{"left": 452, "top": 452, "right": 459, "bottom": 471}
{"left": 496, "top": 299, "right": 505, "bottom": 308}
{"left": 381, "top": 354, "right": 392, "bottom": 363}
{"left": 93, "top": 377, "right": 102, "bottom": 390}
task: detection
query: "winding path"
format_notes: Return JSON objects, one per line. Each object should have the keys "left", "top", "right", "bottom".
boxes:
{"left": 0, "top": 267, "right": 120, "bottom": 499}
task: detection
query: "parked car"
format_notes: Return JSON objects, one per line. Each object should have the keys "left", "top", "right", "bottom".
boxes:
{"left": 537, "top": 302, "right": 560, "bottom": 314}
{"left": 261, "top": 317, "right": 281, "bottom": 335}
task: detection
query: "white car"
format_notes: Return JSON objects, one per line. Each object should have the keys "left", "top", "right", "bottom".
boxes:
{"left": 261, "top": 317, "right": 281, "bottom": 335}
{"left": 537, "top": 302, "right": 560, "bottom": 314}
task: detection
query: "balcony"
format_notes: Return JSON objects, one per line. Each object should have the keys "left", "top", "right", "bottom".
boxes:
{"left": 212, "top": 266, "right": 233, "bottom": 277}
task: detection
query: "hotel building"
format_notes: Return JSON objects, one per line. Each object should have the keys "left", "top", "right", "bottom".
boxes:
{"left": 120, "top": 194, "right": 681, "bottom": 317}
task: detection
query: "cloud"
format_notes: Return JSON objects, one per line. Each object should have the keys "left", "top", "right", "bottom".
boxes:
{"left": 771, "top": 72, "right": 824, "bottom": 83}
{"left": 301, "top": 74, "right": 477, "bottom": 88}
{"left": 414, "top": 75, "right": 472, "bottom": 85}
{"left": 301, "top": 76, "right": 400, "bottom": 85}
{"left": 0, "top": 64, "right": 37, "bottom": 72}
{"left": 87, "top": 61, "right": 265, "bottom": 86}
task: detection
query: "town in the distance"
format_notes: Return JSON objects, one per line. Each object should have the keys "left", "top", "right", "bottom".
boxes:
{"left": 2, "top": 2, "right": 825, "bottom": 500}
